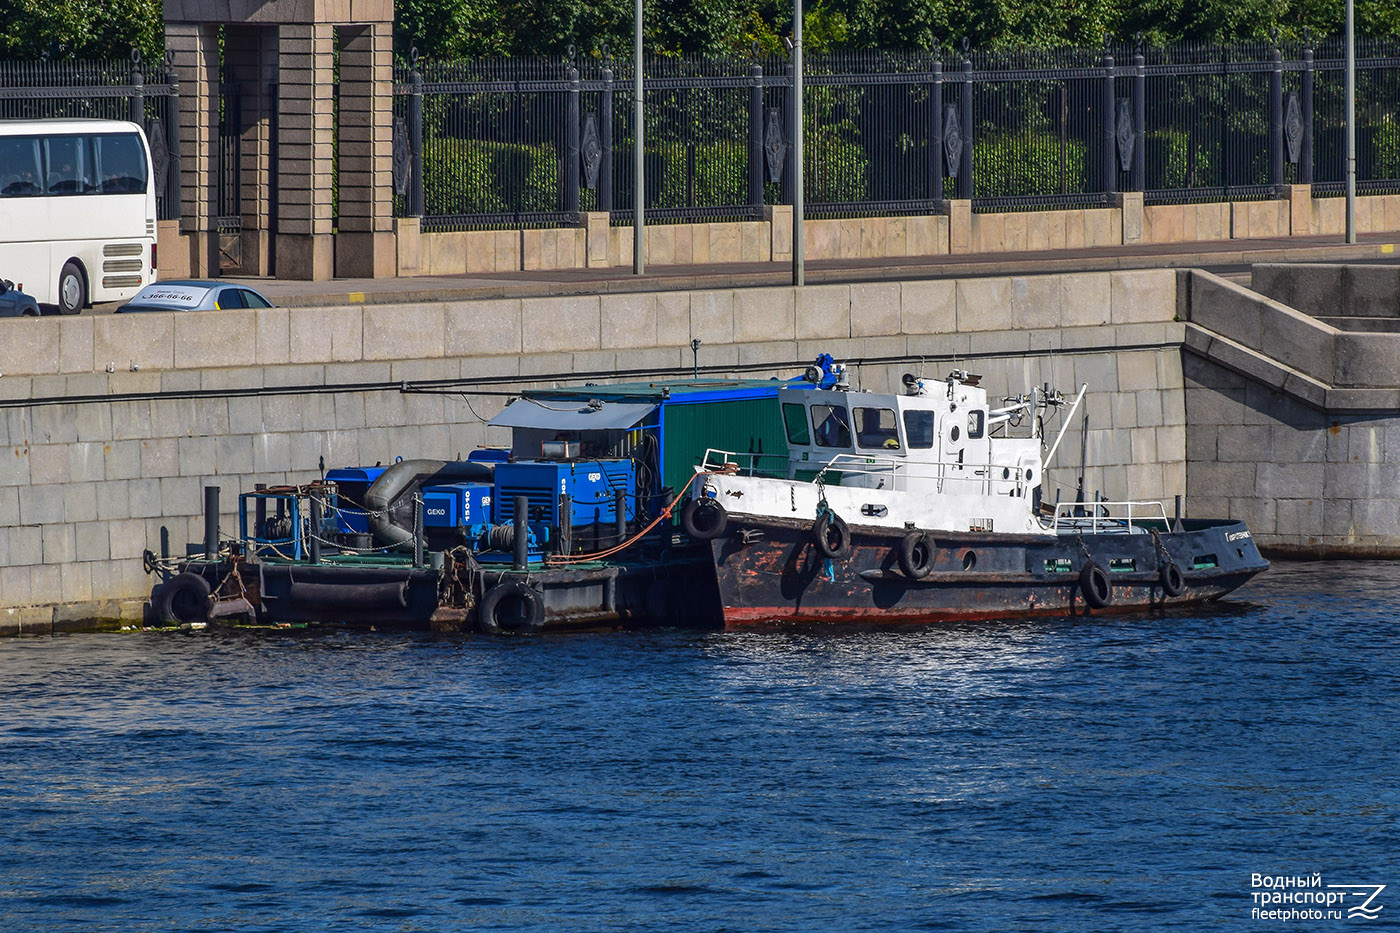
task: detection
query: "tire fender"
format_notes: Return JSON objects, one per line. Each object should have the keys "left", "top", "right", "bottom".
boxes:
{"left": 1159, "top": 560, "right": 1186, "bottom": 598}
{"left": 897, "top": 531, "right": 933, "bottom": 579}
{"left": 153, "top": 571, "right": 212, "bottom": 625}
{"left": 1079, "top": 560, "right": 1113, "bottom": 609}
{"left": 812, "top": 511, "right": 852, "bottom": 560}
{"left": 680, "top": 497, "right": 728, "bottom": 541}
{"left": 477, "top": 580, "right": 545, "bottom": 634}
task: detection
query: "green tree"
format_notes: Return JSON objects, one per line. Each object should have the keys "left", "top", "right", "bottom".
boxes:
{"left": 0, "top": 0, "right": 162, "bottom": 62}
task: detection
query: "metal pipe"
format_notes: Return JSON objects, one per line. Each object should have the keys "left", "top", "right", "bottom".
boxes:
{"left": 309, "top": 495, "right": 322, "bottom": 565}
{"left": 1042, "top": 384, "right": 1088, "bottom": 467}
{"left": 254, "top": 482, "right": 267, "bottom": 536}
{"left": 513, "top": 495, "right": 529, "bottom": 570}
{"left": 633, "top": 0, "right": 645, "bottom": 273}
{"left": 203, "top": 485, "right": 219, "bottom": 560}
{"left": 792, "top": 0, "right": 804, "bottom": 286}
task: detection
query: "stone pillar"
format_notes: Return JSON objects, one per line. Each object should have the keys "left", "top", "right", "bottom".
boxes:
{"left": 1286, "top": 184, "right": 1313, "bottom": 237}
{"left": 765, "top": 204, "right": 793, "bottom": 263}
{"left": 946, "top": 199, "right": 972, "bottom": 253}
{"left": 276, "top": 23, "right": 336, "bottom": 281}
{"left": 336, "top": 22, "right": 396, "bottom": 278}
{"left": 1119, "top": 191, "right": 1144, "bottom": 245}
{"left": 165, "top": 22, "right": 219, "bottom": 278}
{"left": 581, "top": 212, "right": 610, "bottom": 268}
{"left": 226, "top": 25, "right": 277, "bottom": 276}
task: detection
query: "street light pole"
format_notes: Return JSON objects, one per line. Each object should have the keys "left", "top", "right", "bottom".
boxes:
{"left": 1346, "top": 0, "right": 1357, "bottom": 244}
{"left": 792, "top": 0, "right": 804, "bottom": 286}
{"left": 634, "top": 0, "right": 646, "bottom": 272}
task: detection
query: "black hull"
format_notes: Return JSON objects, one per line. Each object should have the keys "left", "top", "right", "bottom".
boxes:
{"left": 708, "top": 514, "right": 1269, "bottom": 626}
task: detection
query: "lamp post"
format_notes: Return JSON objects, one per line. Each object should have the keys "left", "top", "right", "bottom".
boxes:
{"left": 792, "top": 0, "right": 804, "bottom": 285}
{"left": 634, "top": 0, "right": 645, "bottom": 272}
{"left": 1346, "top": 0, "right": 1357, "bottom": 244}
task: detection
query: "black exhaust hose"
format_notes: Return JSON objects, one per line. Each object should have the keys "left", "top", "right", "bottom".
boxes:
{"left": 289, "top": 580, "right": 410, "bottom": 611}
{"left": 364, "top": 459, "right": 496, "bottom": 548}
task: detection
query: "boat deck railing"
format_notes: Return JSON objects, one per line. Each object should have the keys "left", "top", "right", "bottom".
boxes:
{"left": 700, "top": 448, "right": 1033, "bottom": 495}
{"left": 1050, "top": 501, "right": 1169, "bottom": 535}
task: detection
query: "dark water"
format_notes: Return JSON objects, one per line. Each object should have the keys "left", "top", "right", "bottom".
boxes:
{"left": 1, "top": 562, "right": 1396, "bottom": 932}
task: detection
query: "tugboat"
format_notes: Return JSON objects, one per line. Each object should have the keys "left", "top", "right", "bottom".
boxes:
{"left": 681, "top": 355, "right": 1268, "bottom": 625}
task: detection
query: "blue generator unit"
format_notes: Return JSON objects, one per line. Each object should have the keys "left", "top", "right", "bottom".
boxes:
{"left": 493, "top": 459, "right": 636, "bottom": 527}
{"left": 325, "top": 465, "right": 389, "bottom": 535}
{"left": 421, "top": 483, "right": 494, "bottom": 529}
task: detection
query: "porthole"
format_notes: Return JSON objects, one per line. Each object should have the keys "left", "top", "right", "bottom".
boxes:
{"left": 950, "top": 425, "right": 961, "bottom": 442}
{"left": 1026, "top": 468, "right": 1034, "bottom": 482}
{"left": 962, "top": 550, "right": 977, "bottom": 571}
{"left": 1002, "top": 467, "right": 1010, "bottom": 479}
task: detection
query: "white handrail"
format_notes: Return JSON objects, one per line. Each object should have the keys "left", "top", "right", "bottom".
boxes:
{"left": 1052, "top": 500, "right": 1169, "bottom": 534}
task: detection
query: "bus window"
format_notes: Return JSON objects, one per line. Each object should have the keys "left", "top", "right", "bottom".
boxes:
{"left": 44, "top": 136, "right": 93, "bottom": 194}
{"left": 903, "top": 409, "right": 935, "bottom": 448}
{"left": 94, "top": 134, "right": 148, "bottom": 194}
{"left": 0, "top": 138, "right": 42, "bottom": 196}
{"left": 855, "top": 407, "right": 899, "bottom": 449}
{"left": 782, "top": 402, "right": 810, "bottom": 445}
{"left": 811, "top": 404, "right": 851, "bottom": 448}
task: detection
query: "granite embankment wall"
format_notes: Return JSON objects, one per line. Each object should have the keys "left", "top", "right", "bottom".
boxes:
{"left": 0, "top": 270, "right": 1187, "bottom": 632}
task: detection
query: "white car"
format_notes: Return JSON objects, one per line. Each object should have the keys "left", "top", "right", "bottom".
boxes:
{"left": 116, "top": 280, "right": 273, "bottom": 312}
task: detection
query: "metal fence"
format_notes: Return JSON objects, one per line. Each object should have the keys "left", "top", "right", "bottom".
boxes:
{"left": 0, "top": 52, "right": 182, "bottom": 221}
{"left": 394, "top": 38, "right": 1400, "bottom": 229}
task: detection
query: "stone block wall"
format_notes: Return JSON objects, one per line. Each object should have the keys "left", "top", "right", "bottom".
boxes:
{"left": 0, "top": 269, "right": 1186, "bottom": 625}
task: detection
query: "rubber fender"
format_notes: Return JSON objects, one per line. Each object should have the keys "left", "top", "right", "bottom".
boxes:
{"left": 289, "top": 580, "right": 409, "bottom": 612}
{"left": 680, "top": 497, "right": 728, "bottom": 540}
{"left": 153, "top": 572, "right": 212, "bottom": 625}
{"left": 897, "top": 531, "right": 933, "bottom": 579}
{"left": 478, "top": 580, "right": 545, "bottom": 634}
{"left": 1080, "top": 560, "right": 1113, "bottom": 609}
{"left": 1159, "top": 560, "right": 1186, "bottom": 598}
{"left": 364, "top": 458, "right": 495, "bottom": 548}
{"left": 813, "top": 511, "right": 852, "bottom": 560}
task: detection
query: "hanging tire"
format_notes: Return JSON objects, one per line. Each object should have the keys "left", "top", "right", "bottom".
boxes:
{"left": 1079, "top": 561, "right": 1113, "bottom": 609}
{"left": 57, "top": 261, "right": 85, "bottom": 315}
{"left": 477, "top": 580, "right": 545, "bottom": 634}
{"left": 153, "top": 572, "right": 212, "bottom": 625}
{"left": 897, "top": 531, "right": 933, "bottom": 579}
{"left": 680, "top": 497, "right": 728, "bottom": 541}
{"left": 1159, "top": 560, "right": 1186, "bottom": 598}
{"left": 813, "top": 511, "right": 851, "bottom": 560}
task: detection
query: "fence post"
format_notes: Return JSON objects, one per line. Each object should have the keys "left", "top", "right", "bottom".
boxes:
{"left": 165, "top": 52, "right": 182, "bottom": 223}
{"left": 1132, "top": 40, "right": 1145, "bottom": 192}
{"left": 1270, "top": 36, "right": 1284, "bottom": 187}
{"left": 565, "top": 56, "right": 581, "bottom": 217}
{"left": 748, "top": 54, "right": 764, "bottom": 213}
{"left": 930, "top": 49, "right": 943, "bottom": 206}
{"left": 129, "top": 48, "right": 144, "bottom": 127}
{"left": 1301, "top": 36, "right": 1314, "bottom": 184}
{"left": 958, "top": 48, "right": 973, "bottom": 199}
{"left": 408, "top": 48, "right": 424, "bottom": 218}
{"left": 1102, "top": 45, "right": 1116, "bottom": 196}
{"left": 601, "top": 54, "right": 614, "bottom": 213}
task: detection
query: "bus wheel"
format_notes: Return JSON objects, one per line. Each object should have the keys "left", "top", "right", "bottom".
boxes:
{"left": 57, "top": 261, "right": 85, "bottom": 315}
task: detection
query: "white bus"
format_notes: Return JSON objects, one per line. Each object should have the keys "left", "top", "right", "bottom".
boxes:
{"left": 0, "top": 119, "right": 158, "bottom": 313}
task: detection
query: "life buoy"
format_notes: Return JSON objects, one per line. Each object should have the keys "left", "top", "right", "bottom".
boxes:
{"left": 897, "top": 531, "right": 933, "bottom": 579}
{"left": 153, "top": 572, "right": 212, "bottom": 625}
{"left": 813, "top": 511, "right": 852, "bottom": 560}
{"left": 681, "top": 497, "right": 728, "bottom": 540}
{"left": 478, "top": 580, "right": 545, "bottom": 634}
{"left": 1159, "top": 560, "right": 1186, "bottom": 598}
{"left": 1079, "top": 561, "right": 1113, "bottom": 609}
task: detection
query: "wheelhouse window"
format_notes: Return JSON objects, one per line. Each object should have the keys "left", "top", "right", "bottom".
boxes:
{"left": 855, "top": 406, "right": 899, "bottom": 450}
{"left": 782, "top": 402, "right": 811, "bottom": 445}
{"left": 811, "top": 404, "right": 851, "bottom": 448}
{"left": 903, "top": 409, "right": 935, "bottom": 449}
{"left": 968, "top": 410, "right": 986, "bottom": 439}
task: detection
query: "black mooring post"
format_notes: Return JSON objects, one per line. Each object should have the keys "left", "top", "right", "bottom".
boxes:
{"left": 413, "top": 497, "right": 424, "bottom": 568}
{"left": 309, "top": 495, "right": 322, "bottom": 565}
{"left": 513, "top": 495, "right": 529, "bottom": 571}
{"left": 559, "top": 493, "right": 573, "bottom": 555}
{"left": 614, "top": 489, "right": 627, "bottom": 547}
{"left": 203, "top": 485, "right": 219, "bottom": 559}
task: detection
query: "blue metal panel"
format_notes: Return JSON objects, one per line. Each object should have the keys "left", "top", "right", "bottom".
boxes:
{"left": 326, "top": 466, "right": 389, "bottom": 535}
{"left": 493, "top": 460, "right": 635, "bottom": 526}
{"left": 422, "top": 483, "right": 493, "bottom": 528}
